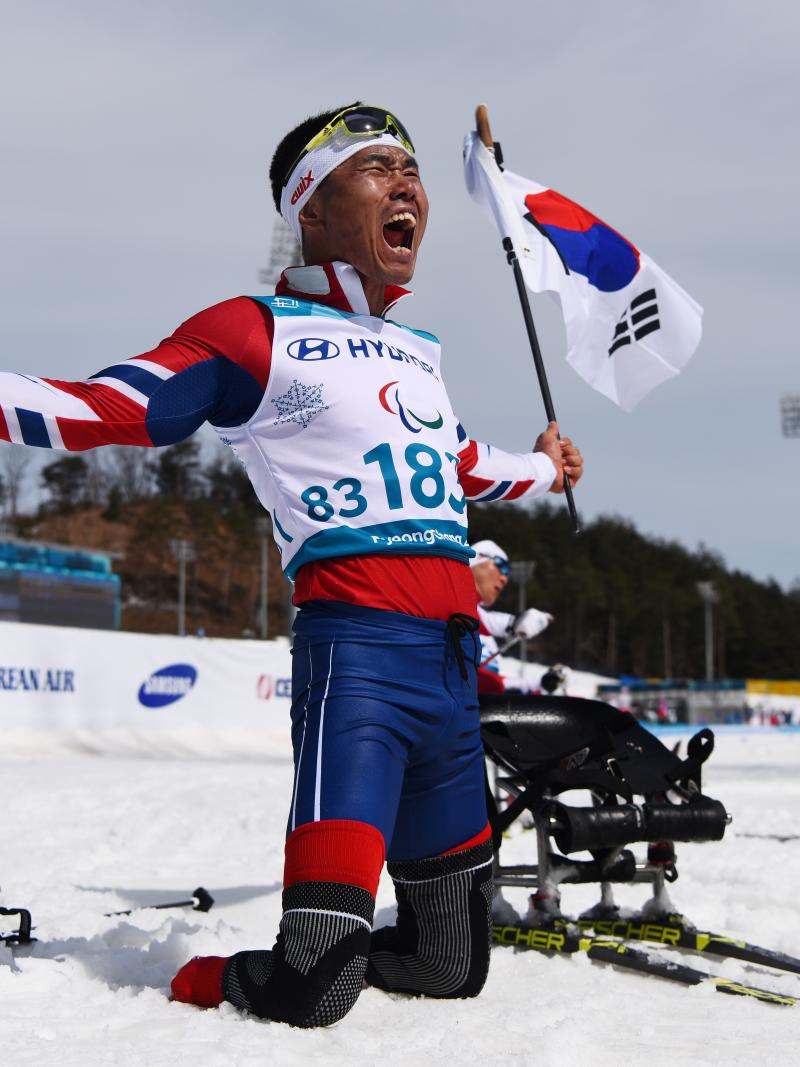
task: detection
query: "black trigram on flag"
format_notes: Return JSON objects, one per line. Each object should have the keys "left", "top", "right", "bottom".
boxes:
{"left": 608, "top": 289, "right": 660, "bottom": 357}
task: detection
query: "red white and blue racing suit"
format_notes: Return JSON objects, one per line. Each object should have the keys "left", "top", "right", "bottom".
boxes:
{"left": 0, "top": 260, "right": 556, "bottom": 1023}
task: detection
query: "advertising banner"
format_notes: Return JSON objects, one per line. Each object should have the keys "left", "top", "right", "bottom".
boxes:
{"left": 0, "top": 621, "right": 294, "bottom": 755}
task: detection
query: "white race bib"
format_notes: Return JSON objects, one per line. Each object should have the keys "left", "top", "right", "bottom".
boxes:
{"left": 217, "top": 297, "right": 471, "bottom": 578}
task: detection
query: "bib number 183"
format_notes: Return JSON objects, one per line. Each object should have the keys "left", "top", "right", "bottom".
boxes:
{"left": 300, "top": 441, "right": 465, "bottom": 522}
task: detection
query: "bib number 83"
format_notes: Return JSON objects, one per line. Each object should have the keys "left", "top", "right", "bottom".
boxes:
{"left": 300, "top": 478, "right": 366, "bottom": 521}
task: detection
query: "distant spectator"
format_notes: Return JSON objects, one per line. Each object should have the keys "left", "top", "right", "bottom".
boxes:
{"left": 470, "top": 539, "right": 553, "bottom": 694}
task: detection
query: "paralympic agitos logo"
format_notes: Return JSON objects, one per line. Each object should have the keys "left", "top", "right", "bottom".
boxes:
{"left": 378, "top": 381, "right": 443, "bottom": 434}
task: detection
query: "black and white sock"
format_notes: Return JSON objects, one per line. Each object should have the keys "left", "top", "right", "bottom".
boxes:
{"left": 366, "top": 838, "right": 493, "bottom": 998}
{"left": 223, "top": 880, "right": 375, "bottom": 1027}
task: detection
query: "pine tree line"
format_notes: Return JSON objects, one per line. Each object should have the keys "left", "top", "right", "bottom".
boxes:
{"left": 0, "top": 439, "right": 258, "bottom": 519}
{"left": 469, "top": 502, "right": 800, "bottom": 680}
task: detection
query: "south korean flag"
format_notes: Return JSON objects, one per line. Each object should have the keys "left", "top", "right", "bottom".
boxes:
{"left": 579, "top": 256, "right": 704, "bottom": 411}
{"left": 464, "top": 131, "right": 704, "bottom": 411}
{"left": 609, "top": 289, "right": 660, "bottom": 356}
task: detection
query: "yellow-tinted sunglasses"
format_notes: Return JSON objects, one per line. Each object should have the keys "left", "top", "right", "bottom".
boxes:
{"left": 283, "top": 106, "right": 415, "bottom": 186}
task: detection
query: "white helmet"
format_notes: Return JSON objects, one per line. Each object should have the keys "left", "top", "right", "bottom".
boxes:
{"left": 469, "top": 539, "right": 509, "bottom": 570}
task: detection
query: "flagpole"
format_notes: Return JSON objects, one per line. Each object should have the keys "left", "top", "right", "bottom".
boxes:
{"left": 476, "top": 105, "right": 580, "bottom": 533}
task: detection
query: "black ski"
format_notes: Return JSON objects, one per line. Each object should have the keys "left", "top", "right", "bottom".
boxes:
{"left": 492, "top": 923, "right": 799, "bottom": 1006}
{"left": 577, "top": 914, "right": 800, "bottom": 976}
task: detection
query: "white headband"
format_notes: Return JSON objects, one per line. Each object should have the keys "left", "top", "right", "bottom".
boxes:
{"left": 279, "top": 130, "right": 409, "bottom": 243}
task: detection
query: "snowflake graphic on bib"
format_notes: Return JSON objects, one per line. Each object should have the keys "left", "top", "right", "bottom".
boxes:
{"left": 272, "top": 378, "right": 329, "bottom": 429}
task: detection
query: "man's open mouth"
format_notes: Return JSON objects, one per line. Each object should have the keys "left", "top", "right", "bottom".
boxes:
{"left": 382, "top": 211, "right": 416, "bottom": 255}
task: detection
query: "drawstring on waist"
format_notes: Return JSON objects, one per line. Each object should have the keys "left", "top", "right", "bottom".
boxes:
{"left": 446, "top": 613, "right": 480, "bottom": 681}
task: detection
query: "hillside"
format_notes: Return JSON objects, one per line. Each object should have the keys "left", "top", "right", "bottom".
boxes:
{"left": 22, "top": 498, "right": 290, "bottom": 640}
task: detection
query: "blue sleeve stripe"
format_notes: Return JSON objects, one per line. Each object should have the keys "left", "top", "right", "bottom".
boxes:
{"left": 17, "top": 408, "right": 52, "bottom": 447}
{"left": 142, "top": 357, "right": 264, "bottom": 444}
{"left": 89, "top": 364, "right": 165, "bottom": 397}
{"left": 456, "top": 422, "right": 468, "bottom": 443}
{"left": 477, "top": 481, "right": 512, "bottom": 501}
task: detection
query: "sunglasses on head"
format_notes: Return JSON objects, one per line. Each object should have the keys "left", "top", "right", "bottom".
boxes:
{"left": 283, "top": 106, "right": 416, "bottom": 187}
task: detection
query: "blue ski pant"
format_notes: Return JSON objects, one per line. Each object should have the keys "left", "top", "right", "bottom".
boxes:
{"left": 288, "top": 600, "right": 487, "bottom": 861}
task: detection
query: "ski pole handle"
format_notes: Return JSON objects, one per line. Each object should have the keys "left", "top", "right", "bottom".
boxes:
{"left": 104, "top": 886, "right": 214, "bottom": 917}
{"left": 0, "top": 905, "right": 34, "bottom": 944}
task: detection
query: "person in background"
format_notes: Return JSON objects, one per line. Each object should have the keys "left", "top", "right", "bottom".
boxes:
{"left": 538, "top": 664, "right": 567, "bottom": 695}
{"left": 470, "top": 539, "right": 553, "bottom": 694}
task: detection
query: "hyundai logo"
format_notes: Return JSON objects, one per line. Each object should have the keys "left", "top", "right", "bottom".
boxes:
{"left": 287, "top": 337, "right": 340, "bottom": 361}
{"left": 138, "top": 663, "right": 198, "bottom": 708}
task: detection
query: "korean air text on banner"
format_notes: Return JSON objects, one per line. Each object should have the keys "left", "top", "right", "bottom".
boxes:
{"left": 463, "top": 132, "right": 703, "bottom": 411}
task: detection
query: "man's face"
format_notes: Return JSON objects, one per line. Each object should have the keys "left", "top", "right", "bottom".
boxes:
{"left": 300, "top": 145, "right": 428, "bottom": 287}
{"left": 473, "top": 559, "right": 508, "bottom": 608}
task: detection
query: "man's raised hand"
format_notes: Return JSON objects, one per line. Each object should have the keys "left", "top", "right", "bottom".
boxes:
{"left": 534, "top": 421, "right": 584, "bottom": 494}
{"left": 558, "top": 433, "right": 583, "bottom": 491}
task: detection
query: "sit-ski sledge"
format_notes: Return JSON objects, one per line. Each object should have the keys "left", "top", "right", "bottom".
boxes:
{"left": 480, "top": 693, "right": 800, "bottom": 1006}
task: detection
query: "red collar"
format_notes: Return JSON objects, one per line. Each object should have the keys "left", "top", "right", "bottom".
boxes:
{"left": 274, "top": 261, "right": 410, "bottom": 317}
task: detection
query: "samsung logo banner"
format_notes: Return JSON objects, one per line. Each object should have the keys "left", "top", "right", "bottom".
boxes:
{"left": 0, "top": 666, "right": 75, "bottom": 692}
{"left": 138, "top": 664, "right": 197, "bottom": 708}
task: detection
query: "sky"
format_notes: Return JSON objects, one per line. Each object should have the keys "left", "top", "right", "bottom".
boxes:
{"left": 0, "top": 0, "right": 797, "bottom": 589}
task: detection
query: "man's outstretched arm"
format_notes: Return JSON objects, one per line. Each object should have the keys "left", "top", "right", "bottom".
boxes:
{"left": 0, "top": 297, "right": 273, "bottom": 450}
{"left": 456, "top": 419, "right": 583, "bottom": 502}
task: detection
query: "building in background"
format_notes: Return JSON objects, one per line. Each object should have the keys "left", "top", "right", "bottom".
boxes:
{"left": 0, "top": 539, "right": 120, "bottom": 630}
{"left": 599, "top": 678, "right": 800, "bottom": 725}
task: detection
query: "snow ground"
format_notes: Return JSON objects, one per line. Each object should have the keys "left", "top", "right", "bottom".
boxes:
{"left": 2, "top": 727, "right": 799, "bottom": 1067}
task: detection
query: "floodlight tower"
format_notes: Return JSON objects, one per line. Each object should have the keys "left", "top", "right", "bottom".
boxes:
{"left": 509, "top": 560, "right": 536, "bottom": 676}
{"left": 696, "top": 581, "right": 719, "bottom": 682}
{"left": 170, "top": 539, "right": 196, "bottom": 637}
{"left": 780, "top": 395, "right": 800, "bottom": 437}
{"left": 256, "top": 516, "right": 271, "bottom": 640}
{"left": 780, "top": 395, "right": 799, "bottom": 593}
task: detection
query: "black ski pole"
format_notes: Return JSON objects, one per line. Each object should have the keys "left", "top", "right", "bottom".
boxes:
{"left": 475, "top": 104, "right": 580, "bottom": 534}
{"left": 104, "top": 886, "right": 214, "bottom": 917}
{"left": 480, "top": 633, "right": 521, "bottom": 668}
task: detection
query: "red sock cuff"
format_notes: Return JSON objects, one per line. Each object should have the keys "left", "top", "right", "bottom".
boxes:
{"left": 284, "top": 819, "right": 385, "bottom": 896}
{"left": 442, "top": 821, "right": 492, "bottom": 855}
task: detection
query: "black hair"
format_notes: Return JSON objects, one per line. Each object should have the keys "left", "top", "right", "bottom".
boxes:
{"left": 269, "top": 102, "right": 362, "bottom": 213}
